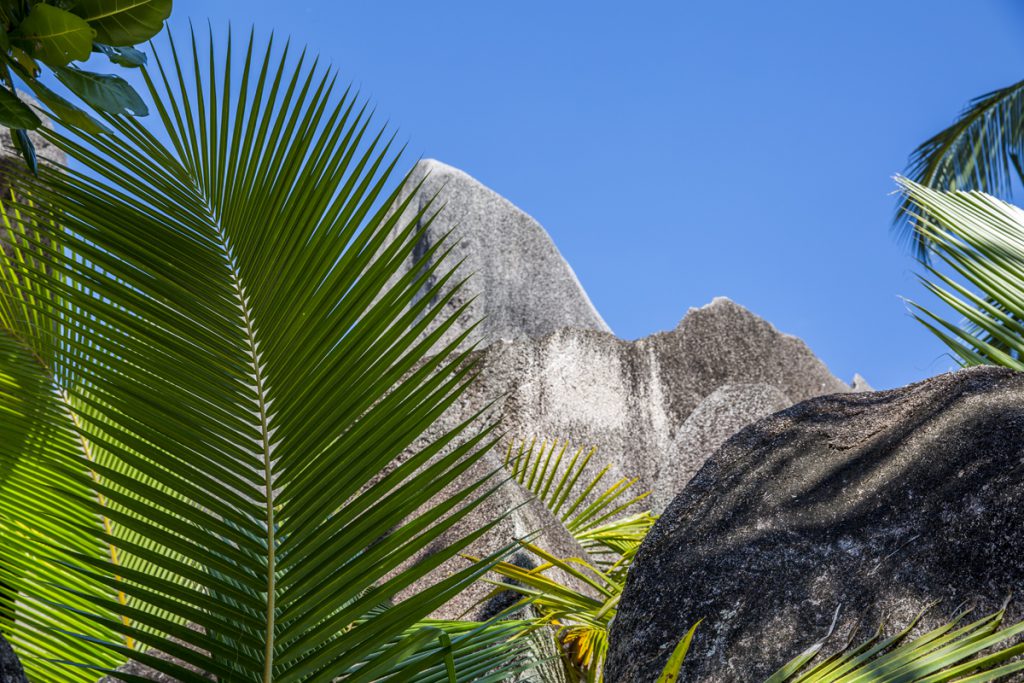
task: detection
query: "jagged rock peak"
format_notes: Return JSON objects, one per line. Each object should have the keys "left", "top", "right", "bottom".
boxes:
{"left": 388, "top": 159, "right": 610, "bottom": 349}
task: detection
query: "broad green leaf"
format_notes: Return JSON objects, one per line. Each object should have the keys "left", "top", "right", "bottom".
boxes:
{"left": 94, "top": 42, "right": 148, "bottom": 67}
{"left": 53, "top": 65, "right": 148, "bottom": 116}
{"left": 11, "top": 4, "right": 95, "bottom": 67}
{"left": 72, "top": 0, "right": 172, "bottom": 46}
{"left": 21, "top": 77, "right": 106, "bottom": 134}
{"left": 8, "top": 46, "right": 39, "bottom": 77}
{"left": 0, "top": 89, "right": 40, "bottom": 129}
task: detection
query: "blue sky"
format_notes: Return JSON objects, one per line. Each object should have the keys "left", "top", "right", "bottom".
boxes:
{"left": 165, "top": 1, "right": 1024, "bottom": 389}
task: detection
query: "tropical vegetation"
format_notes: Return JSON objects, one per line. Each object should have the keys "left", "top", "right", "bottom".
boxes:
{"left": 0, "top": 8, "right": 1023, "bottom": 683}
{"left": 0, "top": 26, "right": 530, "bottom": 681}
{"left": 0, "top": 0, "right": 170, "bottom": 171}
{"left": 898, "top": 77, "right": 1024, "bottom": 256}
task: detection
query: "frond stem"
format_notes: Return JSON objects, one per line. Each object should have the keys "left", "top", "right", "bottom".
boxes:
{"left": 224, "top": 255, "right": 277, "bottom": 682}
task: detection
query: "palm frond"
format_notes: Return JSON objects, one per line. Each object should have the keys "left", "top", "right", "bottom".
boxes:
{"left": 482, "top": 542, "right": 621, "bottom": 683}
{"left": 766, "top": 606, "right": 1024, "bottom": 682}
{"left": 0, "top": 25, "right": 513, "bottom": 681}
{"left": 503, "top": 439, "right": 655, "bottom": 573}
{"left": 898, "top": 78, "right": 1024, "bottom": 257}
{"left": 0, "top": 192, "right": 127, "bottom": 681}
{"left": 898, "top": 177, "right": 1024, "bottom": 369}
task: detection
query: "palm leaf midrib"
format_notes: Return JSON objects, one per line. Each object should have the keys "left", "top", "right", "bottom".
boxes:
{"left": 190, "top": 173, "right": 284, "bottom": 680}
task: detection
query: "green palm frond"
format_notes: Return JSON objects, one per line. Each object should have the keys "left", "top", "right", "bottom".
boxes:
{"left": 897, "top": 177, "right": 1024, "bottom": 369}
{"left": 0, "top": 193, "right": 128, "bottom": 680}
{"left": 0, "top": 25, "right": 516, "bottom": 681}
{"left": 766, "top": 606, "right": 1024, "bottom": 682}
{"left": 483, "top": 542, "right": 620, "bottom": 683}
{"left": 495, "top": 440, "right": 658, "bottom": 682}
{"left": 503, "top": 439, "right": 656, "bottom": 573}
{"left": 898, "top": 78, "right": 1024, "bottom": 257}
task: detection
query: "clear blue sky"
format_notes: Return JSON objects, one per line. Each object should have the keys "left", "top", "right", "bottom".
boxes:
{"left": 165, "top": 1, "right": 1024, "bottom": 390}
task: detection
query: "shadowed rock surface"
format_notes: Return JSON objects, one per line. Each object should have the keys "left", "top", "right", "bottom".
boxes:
{"left": 607, "top": 365, "right": 1024, "bottom": 683}
{"left": 662, "top": 382, "right": 791, "bottom": 510}
{"left": 0, "top": 634, "right": 27, "bottom": 683}
{"left": 388, "top": 159, "right": 610, "bottom": 349}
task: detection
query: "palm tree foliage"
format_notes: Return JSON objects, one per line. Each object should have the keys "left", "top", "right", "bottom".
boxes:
{"left": 898, "top": 178, "right": 1024, "bottom": 369}
{"left": 503, "top": 439, "right": 656, "bottom": 580}
{"left": 898, "top": 78, "right": 1024, "bottom": 257}
{"left": 487, "top": 439, "right": 657, "bottom": 682}
{"left": 764, "top": 606, "right": 1024, "bottom": 682}
{"left": 0, "top": 26, "right": 529, "bottom": 681}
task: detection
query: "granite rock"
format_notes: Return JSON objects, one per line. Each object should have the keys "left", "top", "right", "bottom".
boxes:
{"left": 387, "top": 159, "right": 610, "bottom": 349}
{"left": 451, "top": 297, "right": 858, "bottom": 513}
{"left": 398, "top": 298, "right": 861, "bottom": 619}
{"left": 661, "top": 383, "right": 791, "bottom": 510}
{"left": 606, "top": 365, "right": 1024, "bottom": 682}
{"left": 0, "top": 634, "right": 27, "bottom": 683}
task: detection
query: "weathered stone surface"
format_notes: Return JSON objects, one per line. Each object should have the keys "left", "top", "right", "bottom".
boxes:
{"left": 451, "top": 297, "right": 858, "bottom": 513}
{"left": 398, "top": 298, "right": 861, "bottom": 619}
{"left": 0, "top": 634, "right": 27, "bottom": 683}
{"left": 383, "top": 161, "right": 865, "bottom": 620}
{"left": 607, "top": 365, "right": 1024, "bottom": 682}
{"left": 660, "top": 383, "right": 791, "bottom": 510}
{"left": 388, "top": 159, "right": 610, "bottom": 349}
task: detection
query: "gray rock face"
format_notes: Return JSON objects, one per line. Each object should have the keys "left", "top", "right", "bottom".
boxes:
{"left": 400, "top": 298, "right": 860, "bottom": 619}
{"left": 454, "top": 297, "right": 857, "bottom": 513}
{"left": 0, "top": 634, "right": 27, "bottom": 683}
{"left": 607, "top": 365, "right": 1024, "bottom": 683}
{"left": 662, "top": 383, "right": 791, "bottom": 510}
{"left": 389, "top": 159, "right": 609, "bottom": 349}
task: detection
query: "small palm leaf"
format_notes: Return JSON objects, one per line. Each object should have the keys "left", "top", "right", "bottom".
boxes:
{"left": 482, "top": 541, "right": 622, "bottom": 683}
{"left": 0, "top": 25, "right": 513, "bottom": 681}
{"left": 766, "top": 606, "right": 1024, "bottom": 682}
{"left": 655, "top": 621, "right": 700, "bottom": 683}
{"left": 897, "top": 79, "right": 1024, "bottom": 257}
{"left": 503, "top": 439, "right": 656, "bottom": 572}
{"left": 898, "top": 177, "right": 1024, "bottom": 369}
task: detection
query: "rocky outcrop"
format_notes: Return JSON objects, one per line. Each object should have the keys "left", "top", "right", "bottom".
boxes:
{"left": 0, "top": 634, "right": 27, "bottom": 683}
{"left": 399, "top": 298, "right": 861, "bottom": 619}
{"left": 450, "top": 296, "right": 858, "bottom": 512}
{"left": 386, "top": 161, "right": 861, "bottom": 513}
{"left": 607, "top": 366, "right": 1024, "bottom": 683}
{"left": 388, "top": 159, "right": 610, "bottom": 349}
{"left": 384, "top": 164, "right": 865, "bottom": 620}
{"left": 663, "top": 383, "right": 791, "bottom": 510}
